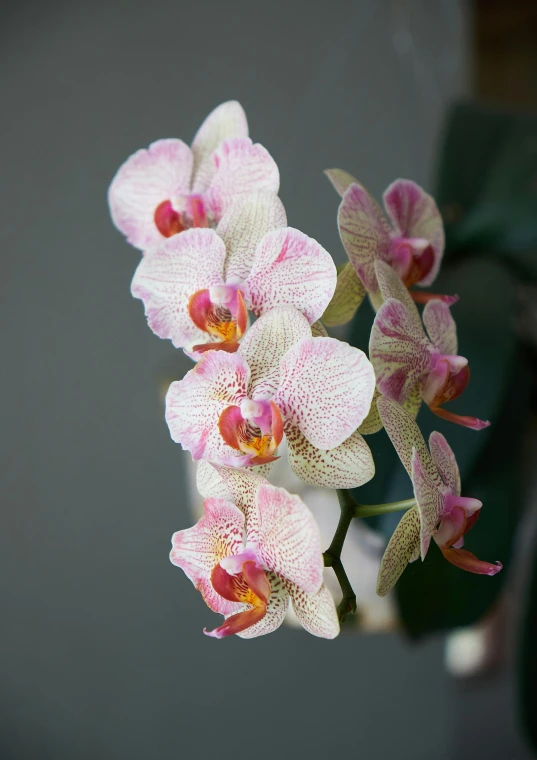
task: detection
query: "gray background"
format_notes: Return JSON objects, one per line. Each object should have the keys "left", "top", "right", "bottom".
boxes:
{"left": 1, "top": 1, "right": 531, "bottom": 758}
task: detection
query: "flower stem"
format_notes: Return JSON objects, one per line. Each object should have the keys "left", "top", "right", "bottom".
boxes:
{"left": 323, "top": 491, "right": 415, "bottom": 624}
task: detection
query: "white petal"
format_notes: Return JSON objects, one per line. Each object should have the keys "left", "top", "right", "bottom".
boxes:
{"left": 191, "top": 101, "right": 248, "bottom": 193}
{"left": 287, "top": 581, "right": 339, "bottom": 639}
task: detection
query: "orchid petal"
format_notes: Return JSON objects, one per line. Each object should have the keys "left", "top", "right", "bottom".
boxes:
{"left": 383, "top": 179, "right": 444, "bottom": 286}
{"left": 322, "top": 262, "right": 366, "bottom": 327}
{"left": 441, "top": 548, "right": 502, "bottom": 576}
{"left": 338, "top": 182, "right": 392, "bottom": 293}
{"left": 275, "top": 337, "right": 375, "bottom": 449}
{"left": 423, "top": 300, "right": 458, "bottom": 356}
{"left": 411, "top": 448, "right": 444, "bottom": 559}
{"left": 191, "top": 101, "right": 248, "bottom": 193}
{"left": 311, "top": 320, "right": 328, "bottom": 337}
{"left": 108, "top": 139, "right": 194, "bottom": 251}
{"left": 370, "top": 298, "right": 431, "bottom": 404}
{"left": 324, "top": 168, "right": 359, "bottom": 197}
{"left": 358, "top": 388, "right": 383, "bottom": 435}
{"left": 429, "top": 431, "right": 461, "bottom": 496}
{"left": 374, "top": 260, "right": 420, "bottom": 323}
{"left": 376, "top": 505, "right": 421, "bottom": 597}
{"left": 435, "top": 506, "right": 467, "bottom": 549}
{"left": 205, "top": 137, "right": 279, "bottom": 222}
{"left": 430, "top": 406, "right": 491, "bottom": 431}
{"left": 377, "top": 396, "right": 440, "bottom": 483}
{"left": 170, "top": 497, "right": 244, "bottom": 615}
{"left": 241, "top": 228, "right": 337, "bottom": 324}
{"left": 285, "top": 424, "right": 375, "bottom": 489}
{"left": 287, "top": 581, "right": 339, "bottom": 639}
{"left": 250, "top": 484, "right": 323, "bottom": 593}
{"left": 215, "top": 192, "right": 287, "bottom": 283}
{"left": 235, "top": 572, "right": 290, "bottom": 638}
{"left": 165, "top": 351, "right": 249, "bottom": 460}
{"left": 238, "top": 306, "right": 311, "bottom": 399}
{"left": 196, "top": 461, "right": 267, "bottom": 522}
{"left": 131, "top": 228, "right": 227, "bottom": 350}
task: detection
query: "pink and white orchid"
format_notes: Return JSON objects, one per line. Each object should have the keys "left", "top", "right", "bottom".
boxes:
{"left": 170, "top": 463, "right": 339, "bottom": 639}
{"left": 165, "top": 306, "right": 376, "bottom": 488}
{"left": 108, "top": 101, "right": 279, "bottom": 251}
{"left": 375, "top": 396, "right": 502, "bottom": 596}
{"left": 369, "top": 260, "right": 489, "bottom": 430}
{"left": 130, "top": 193, "right": 336, "bottom": 355}
{"left": 325, "top": 169, "right": 447, "bottom": 312}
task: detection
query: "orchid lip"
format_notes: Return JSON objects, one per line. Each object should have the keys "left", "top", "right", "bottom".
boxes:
{"left": 209, "top": 284, "right": 237, "bottom": 306}
{"left": 240, "top": 398, "right": 264, "bottom": 421}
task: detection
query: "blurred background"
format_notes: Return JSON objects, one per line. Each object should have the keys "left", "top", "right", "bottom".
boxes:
{"left": 2, "top": 1, "right": 537, "bottom": 758}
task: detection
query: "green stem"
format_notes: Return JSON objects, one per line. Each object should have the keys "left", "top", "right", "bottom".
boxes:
{"left": 354, "top": 497, "right": 416, "bottom": 518}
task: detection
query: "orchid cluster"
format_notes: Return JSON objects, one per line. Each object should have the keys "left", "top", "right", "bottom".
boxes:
{"left": 108, "top": 101, "right": 502, "bottom": 641}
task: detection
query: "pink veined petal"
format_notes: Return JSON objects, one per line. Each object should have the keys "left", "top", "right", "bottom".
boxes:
{"left": 108, "top": 138, "right": 194, "bottom": 251}
{"left": 169, "top": 497, "right": 244, "bottom": 615}
{"left": 235, "top": 572, "right": 290, "bottom": 639}
{"left": 191, "top": 101, "right": 249, "bottom": 194}
{"left": 376, "top": 505, "right": 421, "bottom": 596}
{"left": 238, "top": 306, "right": 312, "bottom": 400}
{"left": 377, "top": 396, "right": 441, "bottom": 484}
{"left": 241, "top": 227, "right": 337, "bottom": 324}
{"left": 205, "top": 137, "right": 280, "bottom": 222}
{"left": 285, "top": 424, "right": 375, "bottom": 489}
{"left": 337, "top": 182, "right": 392, "bottom": 293}
{"left": 374, "top": 260, "right": 421, "bottom": 323}
{"left": 131, "top": 228, "right": 227, "bottom": 349}
{"left": 286, "top": 580, "right": 340, "bottom": 639}
{"left": 428, "top": 431, "right": 461, "bottom": 496}
{"left": 324, "top": 168, "right": 359, "bottom": 198}
{"left": 249, "top": 484, "right": 323, "bottom": 594}
{"left": 196, "top": 461, "right": 267, "bottom": 523}
{"left": 422, "top": 299, "right": 458, "bottom": 356}
{"left": 383, "top": 179, "right": 445, "bottom": 286}
{"left": 369, "top": 298, "right": 432, "bottom": 405}
{"left": 275, "top": 337, "right": 375, "bottom": 450}
{"left": 165, "top": 351, "right": 250, "bottom": 460}
{"left": 411, "top": 448, "right": 445, "bottom": 560}
{"left": 217, "top": 192, "right": 287, "bottom": 283}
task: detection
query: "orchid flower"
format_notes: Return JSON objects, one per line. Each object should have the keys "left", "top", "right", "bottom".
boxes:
{"left": 130, "top": 192, "right": 336, "bottom": 355}
{"left": 324, "top": 168, "right": 447, "bottom": 315}
{"left": 108, "top": 101, "right": 279, "bottom": 251}
{"left": 369, "top": 260, "right": 489, "bottom": 430}
{"left": 375, "top": 396, "right": 502, "bottom": 596}
{"left": 170, "top": 463, "right": 339, "bottom": 639}
{"left": 165, "top": 306, "right": 376, "bottom": 488}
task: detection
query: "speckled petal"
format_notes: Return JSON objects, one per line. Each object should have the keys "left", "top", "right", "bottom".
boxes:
{"left": 338, "top": 182, "right": 392, "bottom": 293}
{"left": 165, "top": 351, "right": 250, "bottom": 460}
{"left": 377, "top": 396, "right": 440, "bottom": 484}
{"left": 285, "top": 424, "right": 375, "bottom": 489}
{"left": 324, "top": 168, "right": 359, "bottom": 197}
{"left": 217, "top": 192, "right": 287, "bottom": 283}
{"left": 275, "top": 337, "right": 375, "bottom": 449}
{"left": 358, "top": 388, "right": 383, "bottom": 435}
{"left": 286, "top": 581, "right": 339, "bottom": 639}
{"left": 322, "top": 262, "right": 366, "bottom": 327}
{"left": 170, "top": 497, "right": 244, "bottom": 615}
{"left": 376, "top": 505, "right": 421, "bottom": 597}
{"left": 191, "top": 101, "right": 248, "bottom": 193}
{"left": 383, "top": 179, "right": 444, "bottom": 286}
{"left": 238, "top": 306, "right": 311, "bottom": 399}
{"left": 428, "top": 431, "right": 461, "bottom": 496}
{"left": 374, "top": 259, "right": 421, "bottom": 322}
{"left": 423, "top": 300, "right": 458, "bottom": 356}
{"left": 369, "top": 298, "right": 431, "bottom": 405}
{"left": 235, "top": 572, "right": 290, "bottom": 639}
{"left": 131, "top": 228, "right": 227, "bottom": 349}
{"left": 205, "top": 137, "right": 280, "bottom": 222}
{"left": 241, "top": 228, "right": 337, "bottom": 324}
{"left": 196, "top": 461, "right": 267, "bottom": 522}
{"left": 311, "top": 320, "right": 328, "bottom": 337}
{"left": 411, "top": 448, "right": 444, "bottom": 559}
{"left": 251, "top": 484, "right": 323, "bottom": 593}
{"left": 108, "top": 138, "right": 194, "bottom": 250}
